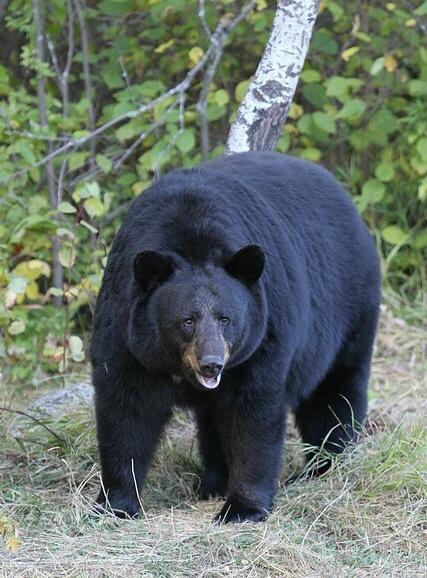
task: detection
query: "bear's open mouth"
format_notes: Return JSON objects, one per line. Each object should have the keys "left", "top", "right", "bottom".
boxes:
{"left": 195, "top": 372, "right": 222, "bottom": 389}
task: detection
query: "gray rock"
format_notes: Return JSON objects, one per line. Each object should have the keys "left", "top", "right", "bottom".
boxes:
{"left": 29, "top": 380, "right": 93, "bottom": 415}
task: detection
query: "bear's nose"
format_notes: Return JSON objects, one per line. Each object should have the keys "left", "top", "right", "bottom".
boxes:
{"left": 199, "top": 356, "right": 224, "bottom": 378}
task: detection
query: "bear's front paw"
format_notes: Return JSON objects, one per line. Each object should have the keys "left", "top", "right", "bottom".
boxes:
{"left": 195, "top": 471, "right": 228, "bottom": 500}
{"left": 213, "top": 497, "right": 269, "bottom": 524}
{"left": 94, "top": 489, "right": 141, "bottom": 519}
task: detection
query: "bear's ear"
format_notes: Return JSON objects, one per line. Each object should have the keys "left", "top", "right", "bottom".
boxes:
{"left": 225, "top": 245, "right": 265, "bottom": 286}
{"left": 133, "top": 250, "right": 174, "bottom": 292}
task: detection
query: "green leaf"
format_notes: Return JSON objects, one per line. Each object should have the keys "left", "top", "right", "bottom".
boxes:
{"left": 414, "top": 1, "right": 427, "bottom": 16}
{"left": 68, "top": 151, "right": 88, "bottom": 171}
{"left": 59, "top": 246, "right": 76, "bottom": 268}
{"left": 214, "top": 89, "right": 229, "bottom": 107}
{"left": 413, "top": 229, "right": 427, "bottom": 249}
{"left": 370, "top": 57, "right": 385, "bottom": 76}
{"left": 416, "top": 137, "right": 427, "bottom": 161}
{"left": 84, "top": 197, "right": 105, "bottom": 218}
{"left": 235, "top": 80, "right": 250, "bottom": 102}
{"left": 418, "top": 178, "right": 427, "bottom": 201}
{"left": 337, "top": 99, "right": 366, "bottom": 121}
{"left": 375, "top": 163, "right": 395, "bottom": 182}
{"left": 115, "top": 121, "right": 140, "bottom": 142}
{"left": 206, "top": 103, "right": 226, "bottom": 121}
{"left": 96, "top": 154, "right": 112, "bottom": 173}
{"left": 369, "top": 109, "right": 398, "bottom": 136}
{"left": 299, "top": 148, "right": 322, "bottom": 161}
{"left": 276, "top": 132, "right": 291, "bottom": 153}
{"left": 342, "top": 46, "right": 359, "bottom": 61}
{"left": 176, "top": 129, "right": 196, "bottom": 153}
{"left": 312, "top": 112, "right": 336, "bottom": 134}
{"left": 381, "top": 226, "right": 407, "bottom": 245}
{"left": 8, "top": 320, "right": 26, "bottom": 335}
{"left": 301, "top": 70, "right": 322, "bottom": 83}
{"left": 16, "top": 141, "right": 37, "bottom": 165}
{"left": 312, "top": 29, "right": 339, "bottom": 55}
{"left": 302, "top": 84, "right": 327, "bottom": 107}
{"left": 297, "top": 114, "right": 313, "bottom": 135}
{"left": 74, "top": 181, "right": 100, "bottom": 201}
{"left": 58, "top": 201, "right": 77, "bottom": 214}
{"left": 139, "top": 80, "right": 166, "bottom": 98}
{"left": 324, "top": 76, "right": 363, "bottom": 103}
{"left": 361, "top": 179, "right": 386, "bottom": 204}
{"left": 112, "top": 101, "right": 135, "bottom": 117}
{"left": 407, "top": 80, "right": 427, "bottom": 97}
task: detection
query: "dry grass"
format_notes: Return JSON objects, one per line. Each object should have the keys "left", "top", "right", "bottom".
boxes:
{"left": 0, "top": 305, "right": 426, "bottom": 577}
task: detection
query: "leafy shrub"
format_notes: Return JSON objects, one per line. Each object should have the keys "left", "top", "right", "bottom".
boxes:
{"left": 0, "top": 0, "right": 425, "bottom": 380}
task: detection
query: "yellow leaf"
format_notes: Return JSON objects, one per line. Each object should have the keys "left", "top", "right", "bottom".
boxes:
{"left": 25, "top": 281, "right": 39, "bottom": 300}
{"left": 132, "top": 181, "right": 148, "bottom": 196}
{"left": 188, "top": 47, "right": 204, "bottom": 66}
{"left": 289, "top": 103, "right": 304, "bottom": 120}
{"left": 342, "top": 46, "right": 360, "bottom": 61}
{"left": 384, "top": 54, "right": 397, "bottom": 73}
{"left": 13, "top": 260, "right": 51, "bottom": 281}
{"left": 405, "top": 18, "right": 416, "bottom": 26}
{"left": 6, "top": 536, "right": 21, "bottom": 553}
{"left": 155, "top": 39, "right": 175, "bottom": 54}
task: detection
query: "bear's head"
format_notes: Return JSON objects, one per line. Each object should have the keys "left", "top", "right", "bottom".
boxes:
{"left": 126, "top": 245, "right": 266, "bottom": 390}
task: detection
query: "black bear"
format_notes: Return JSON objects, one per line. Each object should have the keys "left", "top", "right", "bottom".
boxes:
{"left": 91, "top": 152, "right": 380, "bottom": 523}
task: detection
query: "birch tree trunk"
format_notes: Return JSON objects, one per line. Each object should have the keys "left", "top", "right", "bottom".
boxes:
{"left": 226, "top": 0, "right": 320, "bottom": 154}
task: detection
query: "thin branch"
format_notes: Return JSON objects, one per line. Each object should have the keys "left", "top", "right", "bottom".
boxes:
{"left": 0, "top": 406, "right": 66, "bottom": 444}
{"left": 98, "top": 200, "right": 132, "bottom": 227}
{"left": 33, "top": 0, "right": 63, "bottom": 306}
{"left": 0, "top": 0, "right": 9, "bottom": 24}
{"left": 197, "top": 0, "right": 256, "bottom": 160}
{"left": 74, "top": 0, "right": 96, "bottom": 165}
{"left": 119, "top": 56, "right": 137, "bottom": 107}
{"left": 113, "top": 101, "right": 179, "bottom": 172}
{"left": 62, "top": 0, "right": 75, "bottom": 118}
{"left": 198, "top": 0, "right": 212, "bottom": 40}
{"left": 3, "top": 0, "right": 256, "bottom": 185}
{"left": 74, "top": 0, "right": 97, "bottom": 251}
{"left": 56, "top": 0, "right": 75, "bottom": 207}
{"left": 197, "top": 36, "right": 224, "bottom": 161}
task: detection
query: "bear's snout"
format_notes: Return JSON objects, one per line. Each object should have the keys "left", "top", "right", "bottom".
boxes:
{"left": 199, "top": 356, "right": 224, "bottom": 378}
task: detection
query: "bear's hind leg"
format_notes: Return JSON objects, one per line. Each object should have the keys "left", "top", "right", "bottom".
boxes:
{"left": 293, "top": 312, "right": 378, "bottom": 480}
{"left": 293, "top": 362, "right": 368, "bottom": 479}
{"left": 195, "top": 408, "right": 228, "bottom": 499}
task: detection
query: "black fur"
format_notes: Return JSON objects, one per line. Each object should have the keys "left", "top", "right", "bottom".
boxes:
{"left": 90, "top": 152, "right": 381, "bottom": 523}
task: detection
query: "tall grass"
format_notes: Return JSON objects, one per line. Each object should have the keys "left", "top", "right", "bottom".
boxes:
{"left": 1, "top": 306, "right": 426, "bottom": 577}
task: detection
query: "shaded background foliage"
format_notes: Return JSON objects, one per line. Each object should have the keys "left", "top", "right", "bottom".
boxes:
{"left": 0, "top": 0, "right": 426, "bottom": 385}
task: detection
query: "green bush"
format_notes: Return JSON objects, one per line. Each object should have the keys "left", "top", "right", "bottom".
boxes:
{"left": 0, "top": 0, "right": 425, "bottom": 381}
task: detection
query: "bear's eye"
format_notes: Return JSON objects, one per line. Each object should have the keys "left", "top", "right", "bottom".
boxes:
{"left": 220, "top": 316, "right": 230, "bottom": 325}
{"left": 183, "top": 318, "right": 194, "bottom": 327}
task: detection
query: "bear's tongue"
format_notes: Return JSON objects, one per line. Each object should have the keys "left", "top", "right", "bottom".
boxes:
{"left": 196, "top": 373, "right": 221, "bottom": 389}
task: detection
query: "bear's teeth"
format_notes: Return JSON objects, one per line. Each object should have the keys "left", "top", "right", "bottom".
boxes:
{"left": 196, "top": 373, "right": 221, "bottom": 389}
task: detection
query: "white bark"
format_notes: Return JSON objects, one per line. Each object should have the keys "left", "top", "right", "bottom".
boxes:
{"left": 226, "top": 0, "right": 320, "bottom": 153}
